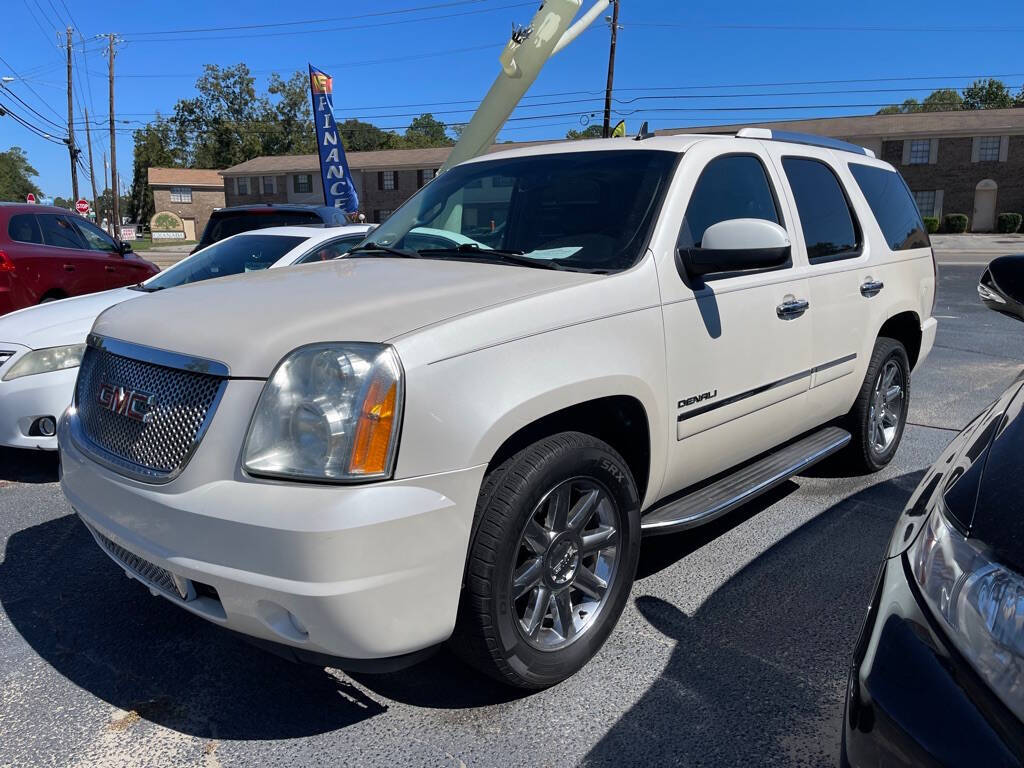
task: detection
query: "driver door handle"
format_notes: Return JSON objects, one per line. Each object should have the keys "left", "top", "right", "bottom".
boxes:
{"left": 777, "top": 298, "right": 810, "bottom": 320}
{"left": 105, "top": 265, "right": 116, "bottom": 272}
{"left": 860, "top": 280, "right": 884, "bottom": 298}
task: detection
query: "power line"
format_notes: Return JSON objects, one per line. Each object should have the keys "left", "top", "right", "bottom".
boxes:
{"left": 624, "top": 21, "right": 1024, "bottom": 33}
{"left": 0, "top": 94, "right": 68, "bottom": 144}
{"left": 0, "top": 52, "right": 65, "bottom": 121}
{"left": 0, "top": 82, "right": 66, "bottom": 131}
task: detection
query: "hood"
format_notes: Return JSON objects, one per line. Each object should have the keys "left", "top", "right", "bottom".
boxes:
{"left": 0, "top": 287, "right": 137, "bottom": 349}
{"left": 969, "top": 381, "right": 1024, "bottom": 573}
{"left": 92, "top": 258, "right": 599, "bottom": 377}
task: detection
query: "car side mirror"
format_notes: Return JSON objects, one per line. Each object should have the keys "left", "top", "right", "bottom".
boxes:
{"left": 678, "top": 219, "right": 791, "bottom": 279}
{"left": 979, "top": 254, "right": 1024, "bottom": 323}
{"left": 117, "top": 240, "right": 133, "bottom": 256}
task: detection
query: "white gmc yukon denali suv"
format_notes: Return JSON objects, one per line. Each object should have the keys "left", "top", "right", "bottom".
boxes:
{"left": 59, "top": 130, "right": 937, "bottom": 688}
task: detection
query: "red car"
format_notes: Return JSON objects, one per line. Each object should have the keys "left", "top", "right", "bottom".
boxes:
{"left": 0, "top": 203, "right": 159, "bottom": 316}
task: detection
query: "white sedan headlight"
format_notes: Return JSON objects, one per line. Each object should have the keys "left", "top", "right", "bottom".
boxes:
{"left": 243, "top": 343, "right": 403, "bottom": 482}
{"left": 2, "top": 344, "right": 86, "bottom": 381}
{"left": 908, "top": 503, "right": 1024, "bottom": 721}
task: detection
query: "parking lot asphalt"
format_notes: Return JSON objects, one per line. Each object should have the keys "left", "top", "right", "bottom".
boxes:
{"left": 2, "top": 260, "right": 1022, "bottom": 768}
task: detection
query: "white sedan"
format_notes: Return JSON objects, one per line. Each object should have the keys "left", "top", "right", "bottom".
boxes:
{"left": 0, "top": 224, "right": 372, "bottom": 450}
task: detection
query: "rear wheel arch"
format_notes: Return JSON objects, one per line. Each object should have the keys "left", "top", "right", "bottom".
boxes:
{"left": 878, "top": 311, "right": 922, "bottom": 369}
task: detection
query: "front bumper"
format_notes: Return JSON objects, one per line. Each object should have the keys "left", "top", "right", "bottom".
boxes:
{"left": 59, "top": 406, "right": 486, "bottom": 662}
{"left": 0, "top": 345, "right": 75, "bottom": 450}
{"left": 843, "top": 555, "right": 1024, "bottom": 767}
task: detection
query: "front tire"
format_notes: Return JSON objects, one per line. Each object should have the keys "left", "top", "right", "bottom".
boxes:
{"left": 451, "top": 432, "right": 641, "bottom": 689}
{"left": 843, "top": 337, "right": 911, "bottom": 473}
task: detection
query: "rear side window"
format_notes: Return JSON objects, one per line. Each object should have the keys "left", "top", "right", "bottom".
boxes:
{"left": 781, "top": 157, "right": 860, "bottom": 263}
{"left": 201, "top": 211, "right": 322, "bottom": 246}
{"left": 848, "top": 164, "right": 930, "bottom": 251}
{"left": 7, "top": 214, "right": 42, "bottom": 244}
{"left": 38, "top": 214, "right": 88, "bottom": 250}
{"left": 678, "top": 155, "right": 781, "bottom": 249}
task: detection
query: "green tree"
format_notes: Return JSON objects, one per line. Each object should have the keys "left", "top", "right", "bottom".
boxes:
{"left": 962, "top": 78, "right": 1014, "bottom": 110}
{"left": 403, "top": 113, "right": 453, "bottom": 148}
{"left": 262, "top": 71, "right": 317, "bottom": 156}
{"left": 922, "top": 89, "right": 962, "bottom": 111}
{"left": 53, "top": 196, "right": 70, "bottom": 209}
{"left": 566, "top": 125, "right": 605, "bottom": 139}
{"left": 876, "top": 98, "right": 921, "bottom": 115}
{"left": 94, "top": 187, "right": 131, "bottom": 226}
{"left": 128, "top": 116, "right": 182, "bottom": 225}
{"left": 0, "top": 146, "right": 41, "bottom": 201}
{"left": 335, "top": 118, "right": 404, "bottom": 152}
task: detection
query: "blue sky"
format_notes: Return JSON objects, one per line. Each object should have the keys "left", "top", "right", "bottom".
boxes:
{"left": 1, "top": 0, "right": 1022, "bottom": 199}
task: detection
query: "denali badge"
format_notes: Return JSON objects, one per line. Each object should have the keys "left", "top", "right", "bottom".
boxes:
{"left": 678, "top": 390, "right": 718, "bottom": 409}
{"left": 97, "top": 382, "right": 156, "bottom": 423}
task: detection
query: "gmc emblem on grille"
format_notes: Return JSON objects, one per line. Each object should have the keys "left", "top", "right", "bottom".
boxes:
{"left": 97, "top": 383, "right": 156, "bottom": 423}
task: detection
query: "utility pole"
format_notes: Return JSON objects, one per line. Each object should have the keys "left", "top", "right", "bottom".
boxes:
{"left": 84, "top": 107, "right": 98, "bottom": 215}
{"left": 102, "top": 151, "right": 109, "bottom": 224}
{"left": 602, "top": 0, "right": 620, "bottom": 138}
{"left": 66, "top": 27, "right": 79, "bottom": 201}
{"left": 106, "top": 34, "right": 119, "bottom": 235}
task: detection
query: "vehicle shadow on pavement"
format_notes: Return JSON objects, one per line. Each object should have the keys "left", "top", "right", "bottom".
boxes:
{"left": 0, "top": 514, "right": 387, "bottom": 739}
{"left": 0, "top": 448, "right": 59, "bottom": 484}
{"left": 582, "top": 469, "right": 925, "bottom": 767}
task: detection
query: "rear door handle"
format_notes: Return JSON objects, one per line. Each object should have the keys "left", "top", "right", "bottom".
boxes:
{"left": 777, "top": 298, "right": 810, "bottom": 320}
{"left": 860, "top": 280, "right": 884, "bottom": 298}
{"left": 105, "top": 265, "right": 116, "bottom": 272}
{"left": 63, "top": 264, "right": 75, "bottom": 272}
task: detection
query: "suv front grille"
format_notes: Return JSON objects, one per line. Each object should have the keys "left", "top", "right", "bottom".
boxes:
{"left": 73, "top": 343, "right": 225, "bottom": 482}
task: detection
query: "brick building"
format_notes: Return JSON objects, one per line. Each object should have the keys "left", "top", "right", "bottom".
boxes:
{"left": 147, "top": 167, "right": 225, "bottom": 240}
{"left": 666, "top": 109, "right": 1024, "bottom": 231}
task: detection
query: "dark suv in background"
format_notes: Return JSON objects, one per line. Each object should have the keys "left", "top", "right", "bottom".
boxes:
{"left": 193, "top": 204, "right": 353, "bottom": 253}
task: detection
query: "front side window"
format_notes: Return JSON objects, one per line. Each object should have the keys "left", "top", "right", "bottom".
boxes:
{"left": 169, "top": 186, "right": 192, "bottom": 203}
{"left": 908, "top": 139, "right": 931, "bottom": 165}
{"left": 73, "top": 217, "right": 119, "bottom": 252}
{"left": 139, "top": 234, "right": 308, "bottom": 291}
{"left": 366, "top": 150, "right": 676, "bottom": 273}
{"left": 38, "top": 214, "right": 87, "bottom": 250}
{"left": 7, "top": 214, "right": 42, "bottom": 244}
{"left": 236, "top": 177, "right": 249, "bottom": 195}
{"left": 977, "top": 136, "right": 1001, "bottom": 162}
{"left": 781, "top": 157, "right": 860, "bottom": 263}
{"left": 848, "top": 164, "right": 930, "bottom": 251}
{"left": 678, "top": 154, "right": 780, "bottom": 250}
{"left": 262, "top": 176, "right": 276, "bottom": 194}
{"left": 294, "top": 174, "right": 312, "bottom": 193}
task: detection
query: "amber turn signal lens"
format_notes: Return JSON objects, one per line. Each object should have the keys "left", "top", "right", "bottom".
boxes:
{"left": 349, "top": 376, "right": 398, "bottom": 475}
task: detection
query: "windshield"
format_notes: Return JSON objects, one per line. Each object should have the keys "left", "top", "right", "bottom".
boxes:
{"left": 364, "top": 150, "right": 677, "bottom": 273}
{"left": 138, "top": 234, "right": 307, "bottom": 291}
{"left": 200, "top": 210, "right": 321, "bottom": 246}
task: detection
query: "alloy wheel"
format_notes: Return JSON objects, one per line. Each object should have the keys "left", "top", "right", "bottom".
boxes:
{"left": 868, "top": 360, "right": 904, "bottom": 454}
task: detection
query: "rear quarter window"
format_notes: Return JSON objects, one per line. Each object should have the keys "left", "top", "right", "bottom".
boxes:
{"left": 848, "top": 164, "right": 930, "bottom": 251}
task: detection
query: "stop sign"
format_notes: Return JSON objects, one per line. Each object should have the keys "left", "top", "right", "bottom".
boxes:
{"left": 75, "top": 199, "right": 90, "bottom": 215}
{"left": 25, "top": 193, "right": 36, "bottom": 204}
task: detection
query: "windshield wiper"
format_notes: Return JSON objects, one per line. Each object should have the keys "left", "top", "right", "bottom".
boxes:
{"left": 347, "top": 242, "right": 422, "bottom": 259}
{"left": 417, "top": 244, "right": 564, "bottom": 271}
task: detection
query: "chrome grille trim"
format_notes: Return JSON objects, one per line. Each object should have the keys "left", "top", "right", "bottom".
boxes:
{"left": 86, "top": 334, "right": 230, "bottom": 377}
{"left": 69, "top": 336, "right": 228, "bottom": 484}
{"left": 0, "top": 350, "right": 15, "bottom": 370}
{"left": 87, "top": 523, "right": 191, "bottom": 601}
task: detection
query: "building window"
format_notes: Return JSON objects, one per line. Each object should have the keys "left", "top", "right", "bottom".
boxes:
{"left": 493, "top": 175, "right": 515, "bottom": 188}
{"left": 236, "top": 177, "right": 249, "bottom": 195}
{"left": 913, "top": 190, "right": 937, "bottom": 218}
{"left": 374, "top": 209, "right": 393, "bottom": 223}
{"left": 379, "top": 170, "right": 396, "bottom": 191}
{"left": 169, "top": 186, "right": 192, "bottom": 203}
{"left": 294, "top": 174, "right": 312, "bottom": 194}
{"left": 417, "top": 168, "right": 436, "bottom": 187}
{"left": 977, "top": 136, "right": 1001, "bottom": 162}
{"left": 908, "top": 139, "right": 931, "bottom": 165}
{"left": 262, "top": 176, "right": 276, "bottom": 194}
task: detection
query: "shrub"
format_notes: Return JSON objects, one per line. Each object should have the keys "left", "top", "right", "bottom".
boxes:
{"left": 923, "top": 216, "right": 940, "bottom": 234}
{"left": 997, "top": 213, "right": 1023, "bottom": 234}
{"left": 943, "top": 214, "right": 969, "bottom": 233}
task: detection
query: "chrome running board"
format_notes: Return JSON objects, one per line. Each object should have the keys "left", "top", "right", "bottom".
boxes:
{"left": 641, "top": 426, "right": 852, "bottom": 536}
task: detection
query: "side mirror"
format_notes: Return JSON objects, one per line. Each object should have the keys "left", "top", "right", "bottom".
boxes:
{"left": 979, "top": 254, "right": 1024, "bottom": 323}
{"left": 679, "top": 219, "right": 791, "bottom": 279}
{"left": 117, "top": 240, "right": 133, "bottom": 256}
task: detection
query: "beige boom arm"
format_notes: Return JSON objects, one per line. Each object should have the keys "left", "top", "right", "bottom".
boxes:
{"left": 439, "top": 0, "right": 611, "bottom": 173}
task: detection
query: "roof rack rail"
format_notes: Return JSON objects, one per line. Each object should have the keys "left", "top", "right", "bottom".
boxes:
{"left": 735, "top": 127, "right": 875, "bottom": 158}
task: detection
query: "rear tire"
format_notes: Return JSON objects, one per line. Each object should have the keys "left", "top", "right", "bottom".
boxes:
{"left": 451, "top": 432, "right": 641, "bottom": 689}
{"left": 841, "top": 337, "right": 910, "bottom": 473}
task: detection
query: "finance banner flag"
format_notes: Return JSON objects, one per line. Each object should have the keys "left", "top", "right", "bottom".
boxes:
{"left": 309, "top": 64, "right": 359, "bottom": 213}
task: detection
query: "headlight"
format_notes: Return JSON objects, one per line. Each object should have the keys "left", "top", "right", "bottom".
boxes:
{"left": 2, "top": 344, "right": 86, "bottom": 381}
{"left": 908, "top": 503, "right": 1024, "bottom": 721}
{"left": 243, "top": 343, "right": 403, "bottom": 482}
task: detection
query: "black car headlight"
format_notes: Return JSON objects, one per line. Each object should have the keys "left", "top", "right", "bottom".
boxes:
{"left": 908, "top": 502, "right": 1024, "bottom": 720}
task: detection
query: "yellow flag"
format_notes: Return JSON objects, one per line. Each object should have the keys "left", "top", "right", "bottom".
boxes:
{"left": 611, "top": 120, "right": 627, "bottom": 138}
